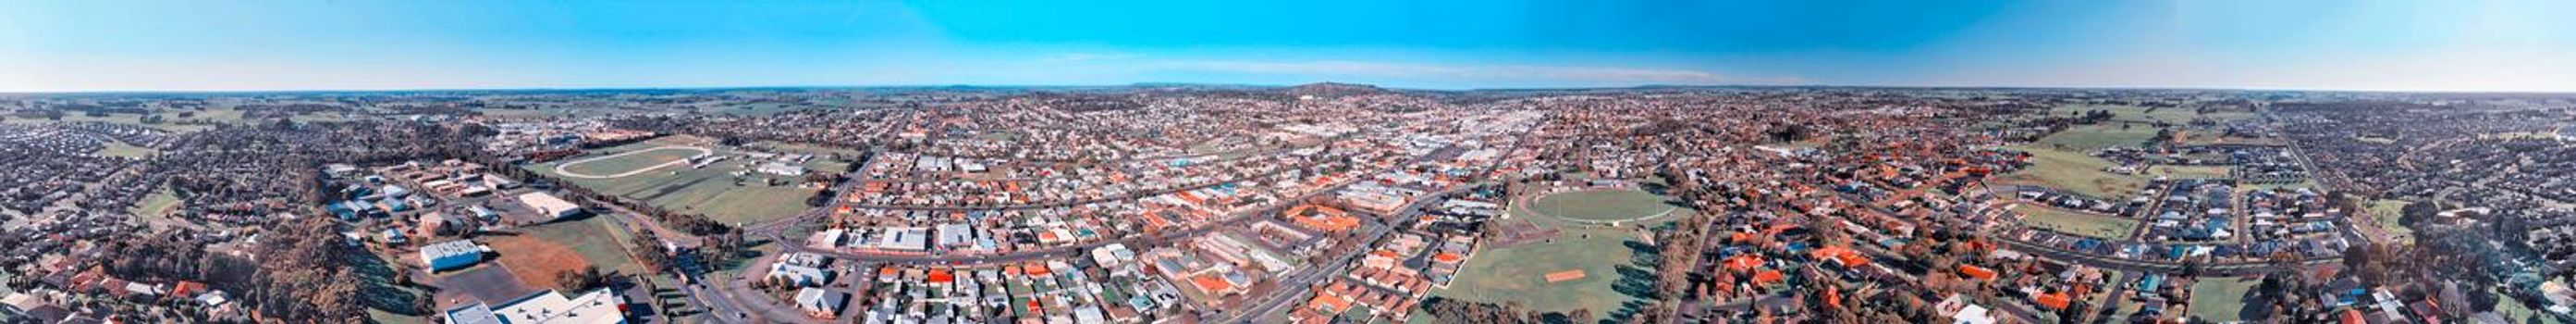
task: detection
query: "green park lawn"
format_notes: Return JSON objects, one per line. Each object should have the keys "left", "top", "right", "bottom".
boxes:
{"left": 368, "top": 309, "right": 431, "bottom": 324}
{"left": 125, "top": 186, "right": 204, "bottom": 231}
{"left": 2366, "top": 199, "right": 2414, "bottom": 243}
{"left": 1431, "top": 207, "right": 1662, "bottom": 317}
{"left": 2188, "top": 277, "right": 2259, "bottom": 322}
{"left": 1530, "top": 189, "right": 1677, "bottom": 222}
{"left": 2017, "top": 205, "right": 2140, "bottom": 239}
{"left": 129, "top": 186, "right": 179, "bottom": 217}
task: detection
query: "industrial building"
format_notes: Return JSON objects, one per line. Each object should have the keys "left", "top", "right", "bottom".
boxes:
{"left": 515, "top": 192, "right": 584, "bottom": 221}
{"left": 420, "top": 240, "right": 488, "bottom": 271}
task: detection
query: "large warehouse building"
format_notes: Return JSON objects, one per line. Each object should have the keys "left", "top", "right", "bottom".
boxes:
{"left": 515, "top": 192, "right": 585, "bottom": 222}
{"left": 420, "top": 240, "right": 488, "bottom": 271}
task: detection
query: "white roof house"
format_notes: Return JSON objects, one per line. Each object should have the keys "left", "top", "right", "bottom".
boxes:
{"left": 769, "top": 264, "right": 832, "bottom": 287}
{"left": 795, "top": 288, "right": 847, "bottom": 317}
{"left": 1951, "top": 304, "right": 1994, "bottom": 324}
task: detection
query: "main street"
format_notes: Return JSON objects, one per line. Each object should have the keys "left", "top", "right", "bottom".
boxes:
{"left": 1222, "top": 184, "right": 1477, "bottom": 322}
{"left": 758, "top": 134, "right": 1403, "bottom": 267}
{"left": 656, "top": 131, "right": 1452, "bottom": 323}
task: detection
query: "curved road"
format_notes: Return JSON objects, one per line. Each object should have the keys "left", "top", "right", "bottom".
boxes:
{"left": 553, "top": 145, "right": 714, "bottom": 179}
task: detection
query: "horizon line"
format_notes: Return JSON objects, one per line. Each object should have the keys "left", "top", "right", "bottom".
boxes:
{"left": 6, "top": 81, "right": 2574, "bottom": 95}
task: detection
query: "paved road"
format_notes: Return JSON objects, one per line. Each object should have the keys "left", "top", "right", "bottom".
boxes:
{"left": 1215, "top": 135, "right": 1548, "bottom": 322}
{"left": 684, "top": 279, "right": 762, "bottom": 323}
{"left": 771, "top": 168, "right": 1358, "bottom": 266}
{"left": 1225, "top": 223, "right": 1394, "bottom": 322}
{"left": 1225, "top": 184, "right": 1475, "bottom": 322}
{"left": 769, "top": 146, "right": 1403, "bottom": 267}
{"left": 1994, "top": 238, "right": 2322, "bottom": 277}
{"left": 583, "top": 196, "right": 747, "bottom": 323}
{"left": 696, "top": 132, "right": 1443, "bottom": 322}
{"left": 2091, "top": 270, "right": 2141, "bottom": 324}
{"left": 714, "top": 253, "right": 825, "bottom": 324}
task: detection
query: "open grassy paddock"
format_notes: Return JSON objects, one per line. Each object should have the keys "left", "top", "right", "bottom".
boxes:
{"left": 2050, "top": 105, "right": 2251, "bottom": 125}
{"left": 706, "top": 102, "right": 819, "bottom": 116}
{"left": 1529, "top": 188, "right": 1678, "bottom": 223}
{"left": 2188, "top": 277, "right": 2260, "bottom": 322}
{"left": 2016, "top": 205, "right": 2140, "bottom": 239}
{"left": 485, "top": 231, "right": 594, "bottom": 292}
{"left": 482, "top": 217, "right": 646, "bottom": 291}
{"left": 5, "top": 107, "right": 355, "bottom": 132}
{"left": 748, "top": 141, "right": 862, "bottom": 172}
{"left": 2146, "top": 165, "right": 2232, "bottom": 180}
{"left": 529, "top": 135, "right": 833, "bottom": 224}
{"left": 2038, "top": 124, "right": 2158, "bottom": 151}
{"left": 2178, "top": 128, "right": 2286, "bottom": 146}
{"left": 1993, "top": 144, "right": 2149, "bottom": 199}
{"left": 754, "top": 141, "right": 868, "bottom": 158}
{"left": 1431, "top": 206, "right": 1665, "bottom": 318}
{"left": 6, "top": 112, "right": 223, "bottom": 132}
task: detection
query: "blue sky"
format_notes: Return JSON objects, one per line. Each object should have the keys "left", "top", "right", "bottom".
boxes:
{"left": 3, "top": 0, "right": 2571, "bottom": 92}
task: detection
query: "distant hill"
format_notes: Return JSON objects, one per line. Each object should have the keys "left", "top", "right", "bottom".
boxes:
{"left": 1282, "top": 82, "right": 1391, "bottom": 97}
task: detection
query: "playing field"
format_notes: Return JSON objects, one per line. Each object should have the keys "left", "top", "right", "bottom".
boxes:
{"left": 1432, "top": 207, "right": 1662, "bottom": 316}
{"left": 530, "top": 135, "right": 832, "bottom": 224}
{"left": 2189, "top": 277, "right": 2260, "bottom": 322}
{"left": 2017, "top": 205, "right": 2140, "bottom": 239}
{"left": 2039, "top": 124, "right": 2158, "bottom": 151}
{"left": 1529, "top": 189, "right": 1676, "bottom": 222}
{"left": 1993, "top": 144, "right": 2150, "bottom": 199}
{"left": 558, "top": 146, "right": 709, "bottom": 178}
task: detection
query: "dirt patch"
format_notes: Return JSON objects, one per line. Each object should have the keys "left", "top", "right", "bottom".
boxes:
{"left": 1483, "top": 218, "right": 1563, "bottom": 248}
{"left": 1543, "top": 270, "right": 1588, "bottom": 282}
{"left": 483, "top": 234, "right": 595, "bottom": 291}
